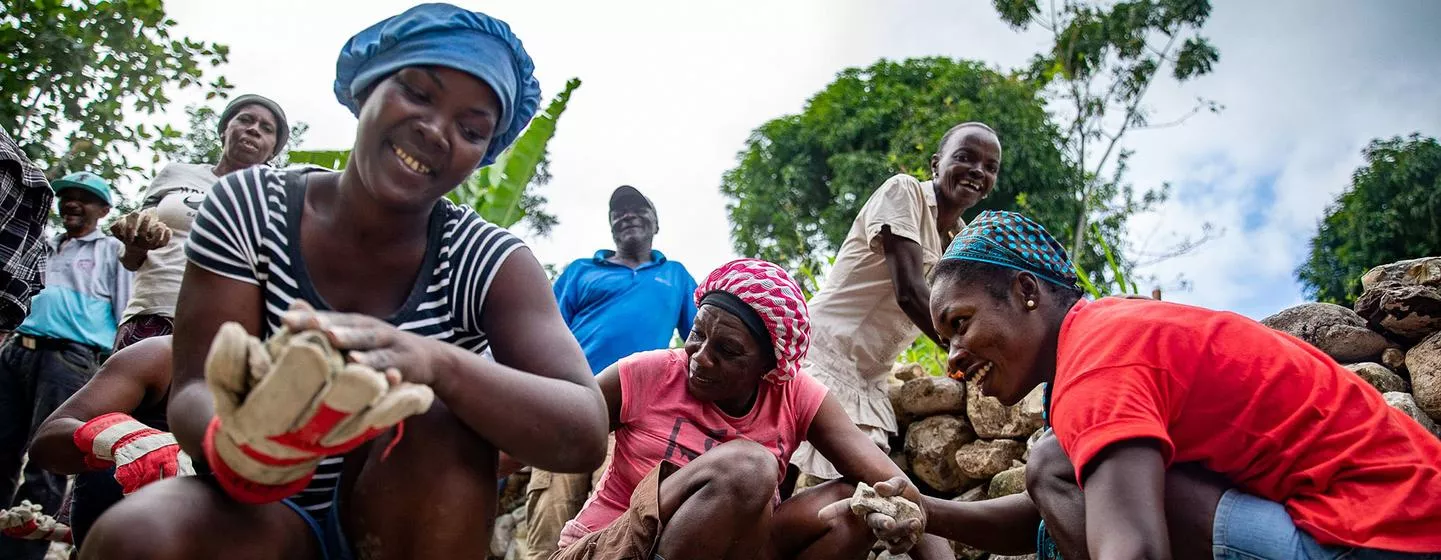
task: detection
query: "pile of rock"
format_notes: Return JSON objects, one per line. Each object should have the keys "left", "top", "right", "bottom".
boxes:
{"left": 1260, "top": 256, "right": 1441, "bottom": 437}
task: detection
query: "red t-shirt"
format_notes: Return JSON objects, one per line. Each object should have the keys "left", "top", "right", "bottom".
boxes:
{"left": 1051, "top": 297, "right": 1441, "bottom": 552}
{"left": 560, "top": 348, "right": 829, "bottom": 547}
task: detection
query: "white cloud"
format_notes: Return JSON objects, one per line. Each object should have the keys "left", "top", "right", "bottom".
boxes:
{"left": 156, "top": 0, "right": 1440, "bottom": 319}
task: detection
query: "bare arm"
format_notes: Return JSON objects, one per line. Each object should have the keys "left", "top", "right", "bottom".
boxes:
{"left": 595, "top": 362, "right": 623, "bottom": 432}
{"left": 879, "top": 227, "right": 941, "bottom": 345}
{"left": 30, "top": 337, "right": 173, "bottom": 474}
{"left": 1084, "top": 440, "right": 1171, "bottom": 560}
{"left": 920, "top": 493, "right": 1042, "bottom": 554}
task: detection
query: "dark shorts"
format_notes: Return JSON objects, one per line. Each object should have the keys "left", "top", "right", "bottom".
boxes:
{"left": 550, "top": 462, "right": 677, "bottom": 560}
{"left": 281, "top": 485, "right": 354, "bottom": 560}
{"left": 113, "top": 314, "right": 174, "bottom": 352}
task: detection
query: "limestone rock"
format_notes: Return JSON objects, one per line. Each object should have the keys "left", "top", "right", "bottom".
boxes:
{"left": 1354, "top": 282, "right": 1441, "bottom": 341}
{"left": 966, "top": 382, "right": 1045, "bottom": 439}
{"left": 904, "top": 415, "right": 976, "bottom": 493}
{"left": 1022, "top": 427, "right": 1046, "bottom": 463}
{"left": 889, "top": 383, "right": 915, "bottom": 432}
{"left": 1405, "top": 332, "right": 1441, "bottom": 420}
{"left": 897, "top": 376, "right": 967, "bottom": 417}
{"left": 892, "top": 362, "right": 927, "bottom": 382}
{"left": 1361, "top": 257, "right": 1441, "bottom": 291}
{"left": 1384, "top": 392, "right": 1440, "bottom": 437}
{"left": 1383, "top": 347, "right": 1408, "bottom": 374}
{"left": 1343, "top": 362, "right": 1409, "bottom": 394}
{"left": 1261, "top": 303, "right": 1391, "bottom": 362}
{"left": 954, "top": 484, "right": 989, "bottom": 503}
{"left": 954, "top": 439, "right": 1026, "bottom": 480}
{"left": 953, "top": 542, "right": 987, "bottom": 560}
{"left": 988, "top": 466, "right": 1027, "bottom": 498}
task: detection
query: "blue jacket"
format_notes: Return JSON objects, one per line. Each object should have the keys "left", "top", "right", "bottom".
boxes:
{"left": 553, "top": 250, "right": 697, "bottom": 374}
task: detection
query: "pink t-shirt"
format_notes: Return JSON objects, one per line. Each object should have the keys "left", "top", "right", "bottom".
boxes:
{"left": 559, "top": 348, "right": 829, "bottom": 547}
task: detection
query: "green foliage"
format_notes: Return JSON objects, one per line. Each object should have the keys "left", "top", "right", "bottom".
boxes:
{"left": 152, "top": 104, "right": 310, "bottom": 167}
{"left": 0, "top": 0, "right": 231, "bottom": 182}
{"left": 720, "top": 57, "right": 1124, "bottom": 287}
{"left": 1297, "top": 134, "right": 1441, "bottom": 305}
{"left": 992, "top": 0, "right": 1221, "bottom": 285}
{"left": 287, "top": 78, "right": 580, "bottom": 233}
{"left": 900, "top": 336, "right": 949, "bottom": 377}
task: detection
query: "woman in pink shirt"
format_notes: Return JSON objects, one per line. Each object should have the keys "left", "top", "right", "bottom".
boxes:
{"left": 550, "top": 259, "right": 951, "bottom": 560}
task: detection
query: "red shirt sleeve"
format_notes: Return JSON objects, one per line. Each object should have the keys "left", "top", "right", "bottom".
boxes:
{"left": 1051, "top": 365, "right": 1179, "bottom": 487}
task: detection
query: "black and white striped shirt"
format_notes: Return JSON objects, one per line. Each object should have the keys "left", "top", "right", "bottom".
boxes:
{"left": 186, "top": 166, "right": 523, "bottom": 514}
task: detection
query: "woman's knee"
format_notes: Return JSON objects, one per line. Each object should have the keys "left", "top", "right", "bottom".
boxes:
{"left": 81, "top": 480, "right": 211, "bottom": 560}
{"left": 692, "top": 440, "right": 779, "bottom": 508}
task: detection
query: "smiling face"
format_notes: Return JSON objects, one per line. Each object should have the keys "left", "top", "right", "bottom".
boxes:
{"left": 610, "top": 203, "right": 657, "bottom": 252}
{"left": 350, "top": 66, "right": 502, "bottom": 210}
{"left": 220, "top": 104, "right": 280, "bottom": 167}
{"left": 683, "top": 305, "right": 775, "bottom": 412}
{"left": 929, "top": 267, "right": 1053, "bottom": 406}
{"left": 930, "top": 127, "right": 1002, "bottom": 212}
{"left": 56, "top": 188, "right": 109, "bottom": 234}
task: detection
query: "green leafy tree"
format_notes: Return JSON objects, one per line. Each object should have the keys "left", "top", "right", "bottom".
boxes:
{"left": 991, "top": 0, "right": 1222, "bottom": 280}
{"left": 152, "top": 104, "right": 310, "bottom": 167}
{"left": 288, "top": 78, "right": 580, "bottom": 236}
{"left": 1, "top": 0, "right": 231, "bottom": 181}
{"left": 720, "top": 57, "right": 1123, "bottom": 291}
{"left": 1298, "top": 134, "right": 1441, "bottom": 305}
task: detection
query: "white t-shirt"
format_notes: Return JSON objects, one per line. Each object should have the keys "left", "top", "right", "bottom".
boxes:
{"left": 120, "top": 162, "right": 219, "bottom": 321}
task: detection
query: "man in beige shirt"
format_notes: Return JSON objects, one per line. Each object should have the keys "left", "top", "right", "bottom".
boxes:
{"left": 790, "top": 123, "right": 1002, "bottom": 482}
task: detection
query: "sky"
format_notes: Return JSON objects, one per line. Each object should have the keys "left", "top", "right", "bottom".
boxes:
{"left": 153, "top": 0, "right": 1441, "bottom": 320}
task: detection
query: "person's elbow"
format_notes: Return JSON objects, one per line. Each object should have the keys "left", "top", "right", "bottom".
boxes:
{"left": 551, "top": 384, "right": 609, "bottom": 473}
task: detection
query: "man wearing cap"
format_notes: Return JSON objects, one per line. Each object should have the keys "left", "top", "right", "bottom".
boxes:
{"left": 522, "top": 185, "right": 699, "bottom": 560}
{"left": 109, "top": 93, "right": 288, "bottom": 351}
{"left": 0, "top": 171, "right": 130, "bottom": 560}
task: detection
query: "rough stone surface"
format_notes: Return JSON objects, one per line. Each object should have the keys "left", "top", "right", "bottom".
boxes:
{"left": 1384, "top": 392, "right": 1440, "bottom": 437}
{"left": 1361, "top": 257, "right": 1441, "bottom": 291}
{"left": 1354, "top": 282, "right": 1441, "bottom": 341}
{"left": 954, "top": 439, "right": 1027, "bottom": 480}
{"left": 966, "top": 382, "right": 1045, "bottom": 439}
{"left": 892, "top": 362, "right": 927, "bottom": 382}
{"left": 1405, "top": 332, "right": 1441, "bottom": 420}
{"left": 889, "top": 383, "right": 914, "bottom": 432}
{"left": 954, "top": 484, "right": 989, "bottom": 503}
{"left": 1260, "top": 303, "right": 1392, "bottom": 363}
{"left": 1343, "top": 362, "right": 1409, "bottom": 394}
{"left": 1383, "top": 347, "right": 1409, "bottom": 374}
{"left": 988, "top": 466, "right": 1027, "bottom": 498}
{"left": 904, "top": 415, "right": 976, "bottom": 493}
{"left": 952, "top": 543, "right": 987, "bottom": 560}
{"left": 897, "top": 376, "right": 967, "bottom": 416}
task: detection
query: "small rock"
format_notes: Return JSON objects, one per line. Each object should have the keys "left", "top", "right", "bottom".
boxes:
{"left": 889, "top": 384, "right": 915, "bottom": 432}
{"left": 954, "top": 484, "right": 989, "bottom": 503}
{"left": 904, "top": 415, "right": 977, "bottom": 493}
{"left": 1383, "top": 348, "right": 1408, "bottom": 374}
{"left": 1022, "top": 427, "right": 1047, "bottom": 463}
{"left": 954, "top": 439, "right": 1027, "bottom": 480}
{"left": 897, "top": 376, "right": 967, "bottom": 416}
{"left": 988, "top": 466, "right": 1027, "bottom": 498}
{"left": 1384, "top": 392, "right": 1440, "bottom": 437}
{"left": 966, "top": 382, "right": 1045, "bottom": 439}
{"left": 1343, "top": 362, "right": 1409, "bottom": 393}
{"left": 953, "top": 542, "right": 987, "bottom": 560}
{"left": 1361, "top": 257, "right": 1441, "bottom": 291}
{"left": 1354, "top": 282, "right": 1441, "bottom": 341}
{"left": 892, "top": 362, "right": 927, "bottom": 382}
{"left": 1261, "top": 303, "right": 1392, "bottom": 363}
{"left": 992, "top": 555, "right": 1039, "bottom": 560}
{"left": 1405, "top": 332, "right": 1441, "bottom": 420}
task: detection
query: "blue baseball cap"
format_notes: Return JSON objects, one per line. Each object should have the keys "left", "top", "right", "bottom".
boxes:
{"left": 51, "top": 172, "right": 112, "bottom": 205}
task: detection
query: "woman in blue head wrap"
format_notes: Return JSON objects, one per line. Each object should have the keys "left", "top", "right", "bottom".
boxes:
{"left": 910, "top": 211, "right": 1441, "bottom": 560}
{"left": 84, "top": 5, "right": 608, "bottom": 560}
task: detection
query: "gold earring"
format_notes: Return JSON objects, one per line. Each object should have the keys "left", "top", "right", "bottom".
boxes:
{"left": 1026, "top": 299, "right": 1036, "bottom": 309}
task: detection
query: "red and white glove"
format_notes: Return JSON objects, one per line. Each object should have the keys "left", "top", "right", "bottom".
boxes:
{"left": 74, "top": 412, "right": 195, "bottom": 495}
{"left": 203, "top": 322, "right": 434, "bottom": 504}
{"left": 0, "top": 501, "right": 72, "bottom": 543}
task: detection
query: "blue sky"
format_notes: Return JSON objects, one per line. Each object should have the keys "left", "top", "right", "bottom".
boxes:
{"left": 158, "top": 0, "right": 1441, "bottom": 320}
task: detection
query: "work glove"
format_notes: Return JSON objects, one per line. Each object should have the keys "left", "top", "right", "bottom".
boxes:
{"left": 0, "top": 501, "right": 71, "bottom": 543}
{"left": 74, "top": 412, "right": 195, "bottom": 494}
{"left": 203, "top": 322, "right": 434, "bottom": 503}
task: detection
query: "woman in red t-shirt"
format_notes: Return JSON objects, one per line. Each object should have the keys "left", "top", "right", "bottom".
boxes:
{"left": 917, "top": 211, "right": 1441, "bottom": 559}
{"left": 549, "top": 259, "right": 955, "bottom": 560}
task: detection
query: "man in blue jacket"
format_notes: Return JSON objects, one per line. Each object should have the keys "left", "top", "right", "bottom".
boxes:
{"left": 523, "top": 185, "right": 697, "bottom": 560}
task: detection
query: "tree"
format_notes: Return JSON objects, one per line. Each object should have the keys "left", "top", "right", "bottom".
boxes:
{"left": 1, "top": 0, "right": 231, "bottom": 181}
{"left": 287, "top": 78, "right": 580, "bottom": 236}
{"left": 1297, "top": 134, "right": 1441, "bottom": 305}
{"left": 720, "top": 57, "right": 1123, "bottom": 291}
{"left": 152, "top": 104, "right": 310, "bottom": 167}
{"left": 991, "top": 0, "right": 1221, "bottom": 276}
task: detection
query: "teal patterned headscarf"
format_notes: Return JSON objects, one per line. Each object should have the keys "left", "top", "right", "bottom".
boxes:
{"left": 941, "top": 210, "right": 1078, "bottom": 290}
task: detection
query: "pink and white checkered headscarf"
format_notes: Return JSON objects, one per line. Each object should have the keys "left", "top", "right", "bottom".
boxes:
{"left": 694, "top": 259, "right": 810, "bottom": 384}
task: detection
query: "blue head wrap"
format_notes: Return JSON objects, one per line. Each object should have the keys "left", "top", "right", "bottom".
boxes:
{"left": 333, "top": 3, "right": 542, "bottom": 167}
{"left": 942, "top": 210, "right": 1079, "bottom": 290}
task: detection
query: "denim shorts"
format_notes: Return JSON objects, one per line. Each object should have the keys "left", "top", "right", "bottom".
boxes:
{"left": 281, "top": 486, "right": 354, "bottom": 560}
{"left": 1212, "top": 489, "right": 1441, "bottom": 560}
